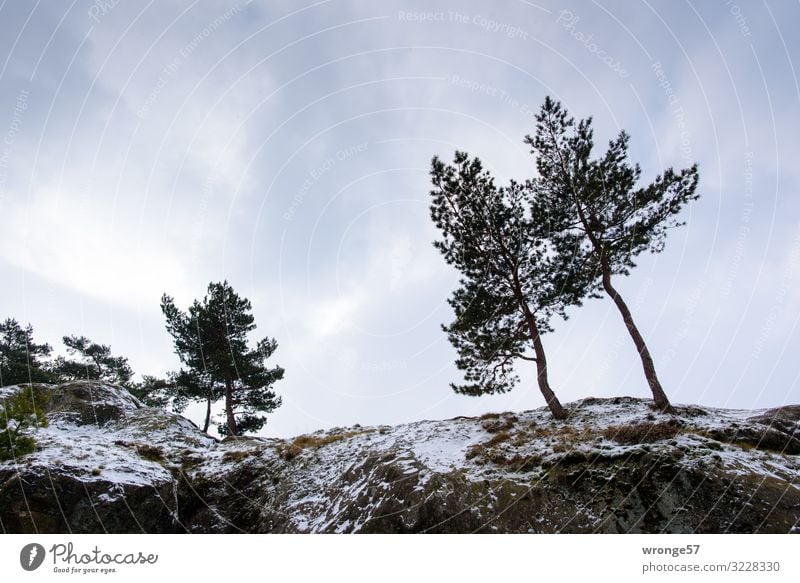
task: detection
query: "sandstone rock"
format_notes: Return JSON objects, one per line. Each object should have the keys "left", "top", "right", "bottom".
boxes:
{"left": 1, "top": 382, "right": 797, "bottom": 533}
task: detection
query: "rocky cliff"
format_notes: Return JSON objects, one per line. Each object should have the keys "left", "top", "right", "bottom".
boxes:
{"left": 1, "top": 381, "right": 798, "bottom": 533}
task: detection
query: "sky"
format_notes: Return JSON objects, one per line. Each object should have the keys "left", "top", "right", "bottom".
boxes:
{"left": 0, "top": 0, "right": 798, "bottom": 438}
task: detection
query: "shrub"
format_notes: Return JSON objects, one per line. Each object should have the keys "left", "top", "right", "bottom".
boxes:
{"left": 135, "top": 443, "right": 165, "bottom": 462}
{"left": 0, "top": 386, "right": 49, "bottom": 461}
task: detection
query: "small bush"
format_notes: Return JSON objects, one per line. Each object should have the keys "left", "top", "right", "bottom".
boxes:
{"left": 136, "top": 443, "right": 165, "bottom": 462}
{"left": 0, "top": 387, "right": 49, "bottom": 461}
{"left": 603, "top": 420, "right": 682, "bottom": 445}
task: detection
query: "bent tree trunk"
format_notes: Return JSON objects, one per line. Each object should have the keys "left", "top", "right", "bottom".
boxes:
{"left": 224, "top": 379, "right": 238, "bottom": 436}
{"left": 601, "top": 270, "right": 672, "bottom": 412}
{"left": 522, "top": 307, "right": 566, "bottom": 420}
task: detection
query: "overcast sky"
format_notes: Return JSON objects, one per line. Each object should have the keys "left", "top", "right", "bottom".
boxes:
{"left": 1, "top": 0, "right": 798, "bottom": 437}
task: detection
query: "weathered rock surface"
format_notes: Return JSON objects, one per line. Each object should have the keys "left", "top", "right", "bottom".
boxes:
{"left": 1, "top": 382, "right": 798, "bottom": 533}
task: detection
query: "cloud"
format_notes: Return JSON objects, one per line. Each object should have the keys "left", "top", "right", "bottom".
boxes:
{"left": 2, "top": 0, "right": 799, "bottom": 438}
{"left": 1, "top": 185, "right": 189, "bottom": 308}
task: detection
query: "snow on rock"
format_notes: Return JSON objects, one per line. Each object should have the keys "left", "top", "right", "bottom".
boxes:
{"left": 1, "top": 382, "right": 798, "bottom": 533}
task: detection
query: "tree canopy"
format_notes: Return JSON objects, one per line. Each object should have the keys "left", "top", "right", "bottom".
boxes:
{"left": 0, "top": 318, "right": 55, "bottom": 386}
{"left": 52, "top": 335, "right": 134, "bottom": 385}
{"left": 430, "top": 152, "right": 588, "bottom": 419}
{"left": 161, "top": 281, "right": 284, "bottom": 435}
{"left": 430, "top": 97, "right": 701, "bottom": 414}
{"left": 526, "top": 97, "right": 700, "bottom": 409}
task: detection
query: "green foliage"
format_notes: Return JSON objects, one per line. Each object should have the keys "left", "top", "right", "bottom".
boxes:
{"left": 430, "top": 97, "right": 700, "bottom": 413}
{"left": 526, "top": 96, "right": 700, "bottom": 283}
{"left": 51, "top": 335, "right": 134, "bottom": 385}
{"left": 429, "top": 153, "right": 587, "bottom": 398}
{"left": 0, "top": 318, "right": 56, "bottom": 386}
{"left": 0, "top": 387, "right": 49, "bottom": 461}
{"left": 525, "top": 97, "right": 700, "bottom": 409}
{"left": 128, "top": 375, "right": 182, "bottom": 410}
{"left": 161, "top": 281, "right": 284, "bottom": 436}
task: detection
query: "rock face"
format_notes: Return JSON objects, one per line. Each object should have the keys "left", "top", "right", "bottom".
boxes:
{"left": 1, "top": 382, "right": 798, "bottom": 533}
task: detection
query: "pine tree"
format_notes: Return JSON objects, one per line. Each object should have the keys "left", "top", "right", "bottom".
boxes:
{"left": 171, "top": 369, "right": 219, "bottom": 433}
{"left": 128, "top": 375, "right": 180, "bottom": 410}
{"left": 430, "top": 153, "right": 587, "bottom": 419}
{"left": 527, "top": 97, "right": 700, "bottom": 411}
{"left": 0, "top": 386, "right": 48, "bottom": 461}
{"left": 0, "top": 318, "right": 55, "bottom": 386}
{"left": 52, "top": 335, "right": 134, "bottom": 385}
{"left": 160, "top": 281, "right": 284, "bottom": 436}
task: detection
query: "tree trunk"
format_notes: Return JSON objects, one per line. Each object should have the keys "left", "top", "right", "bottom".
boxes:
{"left": 601, "top": 269, "right": 672, "bottom": 411}
{"left": 224, "top": 379, "right": 237, "bottom": 436}
{"left": 522, "top": 307, "right": 566, "bottom": 420}
{"left": 202, "top": 394, "right": 212, "bottom": 433}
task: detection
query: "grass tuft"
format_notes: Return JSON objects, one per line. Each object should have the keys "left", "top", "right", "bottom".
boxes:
{"left": 277, "top": 429, "right": 373, "bottom": 461}
{"left": 602, "top": 420, "right": 682, "bottom": 444}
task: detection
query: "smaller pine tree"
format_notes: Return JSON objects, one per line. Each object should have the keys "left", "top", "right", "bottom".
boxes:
{"left": 52, "top": 335, "right": 134, "bottom": 385}
{"left": 0, "top": 386, "right": 49, "bottom": 461}
{"left": 0, "top": 318, "right": 55, "bottom": 386}
{"left": 161, "top": 281, "right": 284, "bottom": 436}
{"left": 128, "top": 375, "right": 179, "bottom": 409}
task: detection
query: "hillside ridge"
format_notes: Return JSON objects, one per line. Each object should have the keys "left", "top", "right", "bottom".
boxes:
{"left": 1, "top": 381, "right": 798, "bottom": 533}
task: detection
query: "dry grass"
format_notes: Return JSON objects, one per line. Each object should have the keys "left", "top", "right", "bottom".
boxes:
{"left": 500, "top": 453, "right": 543, "bottom": 472}
{"left": 466, "top": 441, "right": 542, "bottom": 473}
{"left": 221, "top": 447, "right": 267, "bottom": 463}
{"left": 277, "top": 429, "right": 372, "bottom": 460}
{"left": 467, "top": 415, "right": 679, "bottom": 471}
{"left": 466, "top": 425, "right": 544, "bottom": 472}
{"left": 112, "top": 439, "right": 165, "bottom": 462}
{"left": 135, "top": 443, "right": 165, "bottom": 461}
{"left": 481, "top": 413, "right": 519, "bottom": 433}
{"left": 485, "top": 431, "right": 511, "bottom": 448}
{"left": 602, "top": 420, "right": 682, "bottom": 445}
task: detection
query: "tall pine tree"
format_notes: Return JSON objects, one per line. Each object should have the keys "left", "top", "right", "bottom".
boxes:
{"left": 527, "top": 97, "right": 700, "bottom": 411}
{"left": 430, "top": 153, "right": 587, "bottom": 419}
{"left": 161, "top": 281, "right": 284, "bottom": 436}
